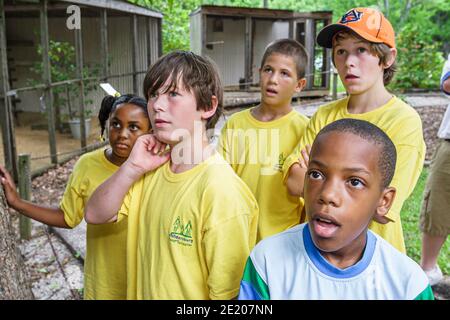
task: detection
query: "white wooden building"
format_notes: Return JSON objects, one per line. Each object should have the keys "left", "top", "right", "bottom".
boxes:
{"left": 190, "top": 5, "right": 332, "bottom": 96}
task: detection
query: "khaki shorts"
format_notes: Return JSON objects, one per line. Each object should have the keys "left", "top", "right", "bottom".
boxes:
{"left": 420, "top": 140, "right": 450, "bottom": 236}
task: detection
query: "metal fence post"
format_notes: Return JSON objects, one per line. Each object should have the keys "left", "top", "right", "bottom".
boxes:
{"left": 18, "top": 154, "right": 31, "bottom": 240}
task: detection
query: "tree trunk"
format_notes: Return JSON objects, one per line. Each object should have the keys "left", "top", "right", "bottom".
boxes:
{"left": 399, "top": 0, "right": 413, "bottom": 27}
{"left": 0, "top": 186, "right": 34, "bottom": 300}
{"left": 383, "top": 0, "right": 389, "bottom": 18}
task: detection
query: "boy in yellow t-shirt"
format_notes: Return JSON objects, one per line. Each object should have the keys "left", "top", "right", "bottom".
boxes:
{"left": 283, "top": 8, "right": 426, "bottom": 253}
{"left": 85, "top": 51, "right": 259, "bottom": 300}
{"left": 218, "top": 39, "right": 309, "bottom": 241}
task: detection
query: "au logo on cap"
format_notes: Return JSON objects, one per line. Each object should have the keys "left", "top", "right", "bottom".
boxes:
{"left": 340, "top": 9, "right": 363, "bottom": 24}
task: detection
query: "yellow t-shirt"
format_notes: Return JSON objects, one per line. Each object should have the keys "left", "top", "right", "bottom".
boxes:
{"left": 119, "top": 152, "right": 259, "bottom": 300}
{"left": 282, "top": 96, "right": 426, "bottom": 253}
{"left": 60, "top": 148, "right": 127, "bottom": 300}
{"left": 218, "top": 108, "right": 309, "bottom": 241}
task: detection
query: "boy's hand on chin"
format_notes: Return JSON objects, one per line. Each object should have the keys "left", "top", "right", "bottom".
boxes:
{"left": 124, "top": 134, "right": 170, "bottom": 179}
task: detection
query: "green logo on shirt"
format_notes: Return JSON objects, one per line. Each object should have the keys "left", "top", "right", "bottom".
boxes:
{"left": 169, "top": 216, "right": 193, "bottom": 246}
{"left": 274, "top": 153, "right": 285, "bottom": 172}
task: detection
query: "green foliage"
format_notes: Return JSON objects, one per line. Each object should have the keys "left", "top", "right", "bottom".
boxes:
{"left": 390, "top": 24, "right": 444, "bottom": 92}
{"left": 129, "top": 0, "right": 448, "bottom": 91}
{"left": 29, "top": 40, "right": 100, "bottom": 120}
{"left": 389, "top": 1, "right": 447, "bottom": 92}
{"left": 131, "top": 0, "right": 201, "bottom": 52}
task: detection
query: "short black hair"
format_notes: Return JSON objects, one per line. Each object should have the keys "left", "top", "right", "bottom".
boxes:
{"left": 142, "top": 50, "right": 223, "bottom": 130}
{"left": 260, "top": 38, "right": 308, "bottom": 79}
{"left": 315, "top": 119, "right": 397, "bottom": 188}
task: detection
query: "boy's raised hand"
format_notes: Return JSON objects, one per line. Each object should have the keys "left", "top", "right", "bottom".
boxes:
{"left": 298, "top": 144, "right": 311, "bottom": 169}
{"left": 0, "top": 165, "right": 21, "bottom": 209}
{"left": 286, "top": 144, "right": 311, "bottom": 197}
{"left": 124, "top": 134, "right": 170, "bottom": 179}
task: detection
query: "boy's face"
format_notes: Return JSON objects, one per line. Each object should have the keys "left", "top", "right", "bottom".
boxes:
{"left": 304, "top": 131, "right": 394, "bottom": 254}
{"left": 147, "top": 78, "right": 215, "bottom": 145}
{"left": 332, "top": 34, "right": 385, "bottom": 95}
{"left": 259, "top": 53, "right": 306, "bottom": 107}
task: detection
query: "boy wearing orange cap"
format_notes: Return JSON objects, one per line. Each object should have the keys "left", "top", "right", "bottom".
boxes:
{"left": 282, "top": 7, "right": 426, "bottom": 253}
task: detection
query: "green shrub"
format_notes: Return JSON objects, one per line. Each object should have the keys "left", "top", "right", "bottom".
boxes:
{"left": 390, "top": 24, "right": 444, "bottom": 92}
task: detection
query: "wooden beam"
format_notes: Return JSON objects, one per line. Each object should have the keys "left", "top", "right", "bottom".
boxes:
{"left": 324, "top": 18, "right": 332, "bottom": 90}
{"left": 197, "top": 5, "right": 293, "bottom": 19}
{"left": 74, "top": 24, "right": 86, "bottom": 148}
{"left": 131, "top": 14, "right": 138, "bottom": 94}
{"left": 18, "top": 154, "right": 31, "bottom": 240}
{"left": 244, "top": 17, "right": 253, "bottom": 88}
{"left": 251, "top": 18, "right": 256, "bottom": 83}
{"left": 332, "top": 68, "right": 338, "bottom": 100}
{"left": 157, "top": 17, "right": 162, "bottom": 57}
{"left": 57, "top": 0, "right": 162, "bottom": 18}
{"left": 0, "top": 0, "right": 18, "bottom": 180}
{"left": 146, "top": 16, "right": 152, "bottom": 68}
{"left": 4, "top": 3, "right": 67, "bottom": 13}
{"left": 201, "top": 14, "right": 207, "bottom": 57}
{"left": 40, "top": 0, "right": 57, "bottom": 164}
{"left": 304, "top": 18, "right": 315, "bottom": 90}
{"left": 288, "top": 19, "right": 294, "bottom": 38}
{"left": 293, "top": 12, "right": 333, "bottom": 19}
{"left": 9, "top": 71, "right": 146, "bottom": 95}
{"left": 100, "top": 8, "right": 108, "bottom": 81}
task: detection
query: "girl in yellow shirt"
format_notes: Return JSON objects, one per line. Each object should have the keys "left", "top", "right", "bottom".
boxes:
{"left": 0, "top": 94, "right": 151, "bottom": 299}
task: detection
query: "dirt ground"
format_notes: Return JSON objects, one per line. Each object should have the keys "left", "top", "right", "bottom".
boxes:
{"left": 0, "top": 117, "right": 102, "bottom": 173}
{"left": 10, "top": 157, "right": 84, "bottom": 300}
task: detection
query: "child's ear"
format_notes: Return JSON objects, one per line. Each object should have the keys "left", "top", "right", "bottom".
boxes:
{"left": 373, "top": 186, "right": 396, "bottom": 224}
{"left": 201, "top": 95, "right": 218, "bottom": 121}
{"left": 384, "top": 48, "right": 397, "bottom": 69}
{"left": 295, "top": 78, "right": 307, "bottom": 93}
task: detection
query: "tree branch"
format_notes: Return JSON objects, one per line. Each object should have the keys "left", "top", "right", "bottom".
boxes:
{"left": 384, "top": 0, "right": 390, "bottom": 18}
{"left": 399, "top": 0, "right": 413, "bottom": 27}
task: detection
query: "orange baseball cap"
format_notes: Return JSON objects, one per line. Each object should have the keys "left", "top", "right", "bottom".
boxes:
{"left": 317, "top": 7, "right": 395, "bottom": 49}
